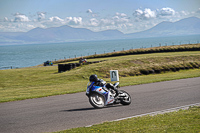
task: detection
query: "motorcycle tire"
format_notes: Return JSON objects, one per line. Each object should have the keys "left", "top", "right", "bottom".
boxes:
{"left": 119, "top": 90, "right": 131, "bottom": 105}
{"left": 89, "top": 93, "right": 105, "bottom": 109}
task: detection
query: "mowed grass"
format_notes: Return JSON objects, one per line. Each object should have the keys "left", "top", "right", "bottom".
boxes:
{"left": 0, "top": 51, "right": 200, "bottom": 102}
{"left": 56, "top": 106, "right": 200, "bottom": 133}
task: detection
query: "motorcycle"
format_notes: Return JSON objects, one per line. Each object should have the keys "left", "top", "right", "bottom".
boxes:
{"left": 86, "top": 82, "right": 131, "bottom": 108}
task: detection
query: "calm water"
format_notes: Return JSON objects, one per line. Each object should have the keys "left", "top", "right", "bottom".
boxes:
{"left": 0, "top": 35, "right": 200, "bottom": 69}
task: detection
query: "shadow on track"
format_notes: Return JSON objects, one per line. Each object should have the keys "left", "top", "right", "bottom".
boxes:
{"left": 60, "top": 107, "right": 97, "bottom": 112}
{"left": 61, "top": 104, "right": 123, "bottom": 112}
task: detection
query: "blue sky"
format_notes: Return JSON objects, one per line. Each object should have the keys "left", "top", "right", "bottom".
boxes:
{"left": 0, "top": 0, "right": 200, "bottom": 33}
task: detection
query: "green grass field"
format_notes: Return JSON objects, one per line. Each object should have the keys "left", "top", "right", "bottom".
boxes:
{"left": 0, "top": 50, "right": 200, "bottom": 103}
{"left": 56, "top": 106, "right": 200, "bottom": 133}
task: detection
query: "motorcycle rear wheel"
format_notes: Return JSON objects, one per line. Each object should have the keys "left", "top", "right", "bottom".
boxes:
{"left": 119, "top": 90, "right": 131, "bottom": 105}
{"left": 89, "top": 93, "right": 105, "bottom": 108}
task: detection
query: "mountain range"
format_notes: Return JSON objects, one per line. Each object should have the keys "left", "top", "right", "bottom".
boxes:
{"left": 0, "top": 17, "right": 200, "bottom": 45}
{"left": 126, "top": 17, "right": 200, "bottom": 38}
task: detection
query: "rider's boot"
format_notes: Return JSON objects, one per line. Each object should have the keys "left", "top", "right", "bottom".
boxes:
{"left": 106, "top": 83, "right": 119, "bottom": 98}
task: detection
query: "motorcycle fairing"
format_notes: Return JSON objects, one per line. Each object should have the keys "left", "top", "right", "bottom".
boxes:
{"left": 105, "top": 91, "right": 115, "bottom": 105}
{"left": 86, "top": 82, "right": 115, "bottom": 105}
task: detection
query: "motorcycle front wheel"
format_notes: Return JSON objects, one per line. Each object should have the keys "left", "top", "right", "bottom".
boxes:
{"left": 89, "top": 93, "right": 105, "bottom": 109}
{"left": 119, "top": 90, "right": 131, "bottom": 105}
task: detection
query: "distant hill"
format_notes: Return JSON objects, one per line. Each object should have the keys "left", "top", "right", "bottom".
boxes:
{"left": 126, "top": 17, "right": 200, "bottom": 38}
{"left": 0, "top": 25, "right": 124, "bottom": 44}
{"left": 0, "top": 17, "right": 199, "bottom": 45}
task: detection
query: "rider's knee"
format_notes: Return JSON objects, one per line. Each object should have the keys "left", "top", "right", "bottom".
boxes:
{"left": 106, "top": 83, "right": 114, "bottom": 89}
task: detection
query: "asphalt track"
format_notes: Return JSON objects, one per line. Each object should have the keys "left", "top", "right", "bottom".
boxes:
{"left": 0, "top": 77, "right": 200, "bottom": 133}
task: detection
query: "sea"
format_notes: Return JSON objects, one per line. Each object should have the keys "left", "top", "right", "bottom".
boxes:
{"left": 0, "top": 35, "right": 200, "bottom": 69}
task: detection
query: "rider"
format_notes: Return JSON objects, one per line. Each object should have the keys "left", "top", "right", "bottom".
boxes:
{"left": 89, "top": 74, "right": 119, "bottom": 97}
{"left": 79, "top": 57, "right": 87, "bottom": 64}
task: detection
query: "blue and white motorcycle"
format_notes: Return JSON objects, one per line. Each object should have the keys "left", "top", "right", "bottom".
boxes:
{"left": 86, "top": 82, "right": 131, "bottom": 108}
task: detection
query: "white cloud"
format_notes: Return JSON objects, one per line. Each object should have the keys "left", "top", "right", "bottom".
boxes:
{"left": 113, "top": 13, "right": 129, "bottom": 23}
{"left": 133, "top": 8, "right": 156, "bottom": 20}
{"left": 86, "top": 9, "right": 98, "bottom": 17}
{"left": 116, "top": 12, "right": 127, "bottom": 17}
{"left": 0, "top": 12, "right": 84, "bottom": 32}
{"left": 144, "top": 8, "right": 156, "bottom": 19}
{"left": 89, "top": 18, "right": 99, "bottom": 26}
{"left": 49, "top": 16, "right": 64, "bottom": 22}
{"left": 86, "top": 12, "right": 132, "bottom": 33}
{"left": 65, "top": 17, "right": 82, "bottom": 25}
{"left": 133, "top": 7, "right": 176, "bottom": 20}
{"left": 134, "top": 9, "right": 143, "bottom": 16}
{"left": 197, "top": 8, "right": 200, "bottom": 13}
{"left": 4, "top": 17, "right": 9, "bottom": 22}
{"left": 157, "top": 7, "right": 175, "bottom": 17}
{"left": 87, "top": 9, "right": 93, "bottom": 14}
{"left": 88, "top": 12, "right": 130, "bottom": 28}
{"left": 0, "top": 23, "right": 36, "bottom": 32}
{"left": 37, "top": 12, "right": 46, "bottom": 21}
{"left": 13, "top": 13, "right": 30, "bottom": 22}
{"left": 180, "top": 11, "right": 190, "bottom": 16}
{"left": 99, "top": 18, "right": 113, "bottom": 26}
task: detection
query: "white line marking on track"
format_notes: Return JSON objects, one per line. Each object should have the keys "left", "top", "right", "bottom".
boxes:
{"left": 86, "top": 103, "right": 200, "bottom": 127}
{"left": 113, "top": 103, "right": 200, "bottom": 122}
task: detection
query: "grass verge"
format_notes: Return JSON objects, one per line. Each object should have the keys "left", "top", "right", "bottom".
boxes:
{"left": 56, "top": 106, "right": 200, "bottom": 133}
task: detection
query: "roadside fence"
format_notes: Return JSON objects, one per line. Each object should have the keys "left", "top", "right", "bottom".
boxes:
{"left": 0, "top": 66, "right": 18, "bottom": 70}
